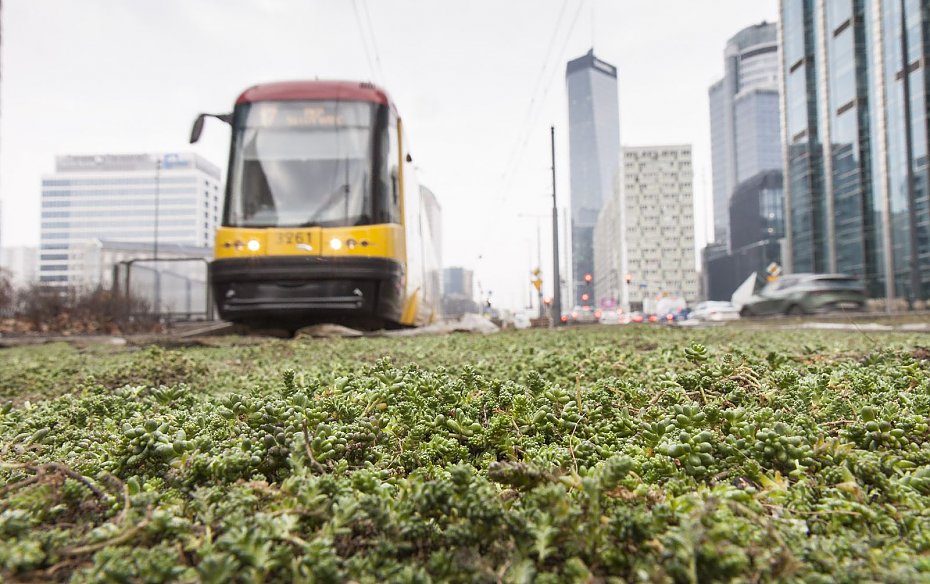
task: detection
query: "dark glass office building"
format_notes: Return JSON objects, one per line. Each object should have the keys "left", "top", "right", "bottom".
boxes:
{"left": 730, "top": 170, "right": 785, "bottom": 250}
{"left": 779, "top": 0, "right": 930, "bottom": 301}
{"left": 566, "top": 50, "right": 620, "bottom": 306}
{"left": 704, "top": 170, "right": 785, "bottom": 300}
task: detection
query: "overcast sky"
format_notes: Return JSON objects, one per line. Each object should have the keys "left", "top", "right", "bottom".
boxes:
{"left": 0, "top": 0, "right": 778, "bottom": 311}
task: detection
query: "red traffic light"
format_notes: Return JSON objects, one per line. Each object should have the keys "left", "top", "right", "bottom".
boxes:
{"left": 584, "top": 273, "right": 593, "bottom": 283}
{"left": 581, "top": 293, "right": 590, "bottom": 302}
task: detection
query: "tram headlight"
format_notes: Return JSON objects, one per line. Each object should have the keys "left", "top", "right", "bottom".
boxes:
{"left": 329, "top": 238, "right": 342, "bottom": 250}
{"left": 246, "top": 239, "right": 261, "bottom": 252}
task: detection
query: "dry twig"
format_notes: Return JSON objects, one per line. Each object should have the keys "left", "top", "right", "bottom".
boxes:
{"left": 301, "top": 419, "right": 327, "bottom": 473}
{"left": 0, "top": 462, "right": 106, "bottom": 500}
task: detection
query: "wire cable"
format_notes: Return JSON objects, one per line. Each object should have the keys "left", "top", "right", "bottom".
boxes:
{"left": 474, "top": 0, "right": 589, "bottom": 305}
{"left": 476, "top": 0, "right": 588, "bottom": 252}
{"left": 497, "top": 0, "right": 571, "bottom": 193}
{"left": 492, "top": 0, "right": 588, "bottom": 208}
{"left": 351, "top": 0, "right": 379, "bottom": 85}
{"left": 359, "top": 0, "right": 389, "bottom": 88}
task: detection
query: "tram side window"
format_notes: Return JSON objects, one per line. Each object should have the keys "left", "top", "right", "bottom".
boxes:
{"left": 385, "top": 115, "right": 401, "bottom": 224}
{"left": 375, "top": 122, "right": 391, "bottom": 224}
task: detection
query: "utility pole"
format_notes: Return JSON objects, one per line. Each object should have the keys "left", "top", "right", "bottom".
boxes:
{"left": 550, "top": 126, "right": 561, "bottom": 326}
{"left": 153, "top": 156, "right": 162, "bottom": 317}
{"left": 900, "top": 0, "right": 921, "bottom": 307}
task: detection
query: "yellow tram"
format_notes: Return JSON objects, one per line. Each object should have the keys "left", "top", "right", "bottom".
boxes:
{"left": 190, "top": 81, "right": 441, "bottom": 330}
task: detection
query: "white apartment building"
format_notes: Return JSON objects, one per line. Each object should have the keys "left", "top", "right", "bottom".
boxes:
{"left": 594, "top": 145, "right": 698, "bottom": 311}
{"left": 39, "top": 153, "right": 222, "bottom": 288}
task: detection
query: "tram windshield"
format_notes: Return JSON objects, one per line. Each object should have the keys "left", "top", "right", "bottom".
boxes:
{"left": 227, "top": 100, "right": 376, "bottom": 228}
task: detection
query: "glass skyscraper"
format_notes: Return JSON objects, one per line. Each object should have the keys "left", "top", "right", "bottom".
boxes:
{"left": 709, "top": 22, "right": 782, "bottom": 249}
{"left": 566, "top": 49, "right": 620, "bottom": 305}
{"left": 779, "top": 0, "right": 930, "bottom": 301}
{"left": 881, "top": 0, "right": 930, "bottom": 300}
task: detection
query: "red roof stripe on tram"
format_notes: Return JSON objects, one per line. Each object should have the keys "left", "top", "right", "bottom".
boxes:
{"left": 236, "top": 81, "right": 390, "bottom": 105}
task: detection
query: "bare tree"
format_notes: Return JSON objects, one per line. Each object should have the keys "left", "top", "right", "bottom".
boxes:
{"left": 0, "top": 268, "right": 12, "bottom": 316}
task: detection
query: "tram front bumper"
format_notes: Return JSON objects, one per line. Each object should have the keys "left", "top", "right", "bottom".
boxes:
{"left": 210, "top": 256, "right": 404, "bottom": 324}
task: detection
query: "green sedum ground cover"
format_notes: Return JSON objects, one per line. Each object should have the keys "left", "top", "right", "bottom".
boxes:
{"left": 2, "top": 326, "right": 930, "bottom": 582}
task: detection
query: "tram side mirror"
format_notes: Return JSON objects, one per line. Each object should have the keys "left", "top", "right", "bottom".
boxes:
{"left": 190, "top": 115, "right": 206, "bottom": 144}
{"left": 190, "top": 113, "right": 233, "bottom": 144}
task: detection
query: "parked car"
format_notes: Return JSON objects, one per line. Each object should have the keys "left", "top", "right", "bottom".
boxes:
{"left": 690, "top": 301, "right": 740, "bottom": 322}
{"left": 661, "top": 308, "right": 691, "bottom": 323}
{"left": 739, "top": 274, "right": 867, "bottom": 317}
{"left": 598, "top": 309, "right": 625, "bottom": 325}
{"left": 570, "top": 305, "right": 599, "bottom": 324}
{"left": 512, "top": 312, "right": 532, "bottom": 329}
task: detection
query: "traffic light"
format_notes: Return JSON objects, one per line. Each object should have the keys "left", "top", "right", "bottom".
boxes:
{"left": 584, "top": 273, "right": 593, "bottom": 284}
{"left": 543, "top": 296, "right": 552, "bottom": 305}
{"left": 581, "top": 293, "right": 590, "bottom": 302}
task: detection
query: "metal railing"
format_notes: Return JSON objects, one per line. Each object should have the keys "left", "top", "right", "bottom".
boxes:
{"left": 112, "top": 258, "right": 214, "bottom": 322}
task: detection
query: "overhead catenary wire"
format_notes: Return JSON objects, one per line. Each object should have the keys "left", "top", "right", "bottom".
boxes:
{"left": 359, "top": 0, "right": 389, "bottom": 89}
{"left": 351, "top": 0, "right": 380, "bottom": 86}
{"left": 475, "top": 0, "right": 589, "bottom": 267}
{"left": 494, "top": 0, "right": 589, "bottom": 206}
{"left": 495, "top": 0, "right": 572, "bottom": 197}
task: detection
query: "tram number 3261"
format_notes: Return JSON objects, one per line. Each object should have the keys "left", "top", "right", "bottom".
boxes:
{"left": 275, "top": 231, "right": 314, "bottom": 245}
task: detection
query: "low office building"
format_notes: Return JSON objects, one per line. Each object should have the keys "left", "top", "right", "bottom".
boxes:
{"left": 39, "top": 153, "right": 222, "bottom": 288}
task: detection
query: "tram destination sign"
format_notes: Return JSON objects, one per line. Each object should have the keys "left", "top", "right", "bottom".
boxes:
{"left": 246, "top": 102, "right": 371, "bottom": 129}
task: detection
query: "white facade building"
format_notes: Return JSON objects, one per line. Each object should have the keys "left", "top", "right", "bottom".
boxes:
{"left": 0, "top": 246, "right": 39, "bottom": 289}
{"left": 39, "top": 153, "right": 222, "bottom": 288}
{"left": 620, "top": 146, "right": 699, "bottom": 308}
{"left": 592, "top": 171, "right": 623, "bottom": 308}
